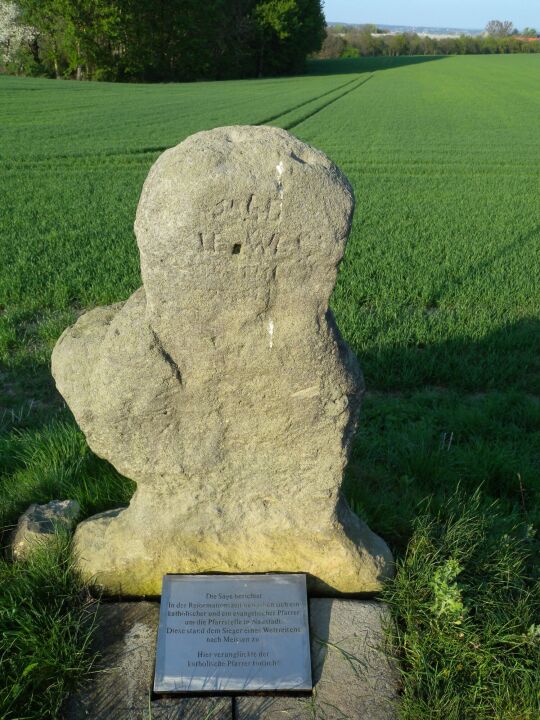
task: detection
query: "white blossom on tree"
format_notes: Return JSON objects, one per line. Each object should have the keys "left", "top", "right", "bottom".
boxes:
{"left": 0, "top": 1, "right": 36, "bottom": 65}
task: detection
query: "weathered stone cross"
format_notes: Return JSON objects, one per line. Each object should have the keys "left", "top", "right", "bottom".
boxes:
{"left": 52, "top": 125, "right": 392, "bottom": 595}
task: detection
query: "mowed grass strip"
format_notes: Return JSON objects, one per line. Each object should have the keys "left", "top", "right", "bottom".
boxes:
{"left": 1, "top": 56, "right": 539, "bottom": 718}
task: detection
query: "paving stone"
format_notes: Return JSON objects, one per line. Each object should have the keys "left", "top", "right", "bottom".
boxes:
{"left": 65, "top": 599, "right": 398, "bottom": 720}
{"left": 64, "top": 602, "right": 232, "bottom": 720}
{"left": 235, "top": 599, "right": 400, "bottom": 720}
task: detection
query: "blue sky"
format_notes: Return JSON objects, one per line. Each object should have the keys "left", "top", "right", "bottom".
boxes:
{"left": 323, "top": 0, "right": 540, "bottom": 30}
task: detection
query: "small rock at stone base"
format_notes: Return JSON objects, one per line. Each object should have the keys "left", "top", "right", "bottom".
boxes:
{"left": 11, "top": 499, "right": 80, "bottom": 561}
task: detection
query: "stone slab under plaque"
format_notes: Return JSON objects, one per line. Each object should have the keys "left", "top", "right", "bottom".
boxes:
{"left": 237, "top": 599, "right": 399, "bottom": 719}
{"left": 154, "top": 574, "right": 312, "bottom": 694}
{"left": 65, "top": 598, "right": 399, "bottom": 719}
{"left": 63, "top": 602, "right": 232, "bottom": 720}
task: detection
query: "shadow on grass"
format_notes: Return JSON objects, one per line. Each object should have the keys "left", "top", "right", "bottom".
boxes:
{"left": 307, "top": 55, "right": 449, "bottom": 76}
{"left": 342, "top": 317, "right": 540, "bottom": 554}
{"left": 356, "top": 316, "right": 540, "bottom": 394}
{"left": 0, "top": 361, "right": 60, "bottom": 432}
{"left": 0, "top": 352, "right": 134, "bottom": 537}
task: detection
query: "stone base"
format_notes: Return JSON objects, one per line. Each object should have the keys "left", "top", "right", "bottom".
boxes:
{"left": 65, "top": 599, "right": 399, "bottom": 720}
{"left": 73, "top": 500, "right": 392, "bottom": 596}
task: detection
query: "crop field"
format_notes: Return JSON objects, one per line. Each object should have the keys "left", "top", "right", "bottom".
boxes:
{"left": 1, "top": 55, "right": 539, "bottom": 718}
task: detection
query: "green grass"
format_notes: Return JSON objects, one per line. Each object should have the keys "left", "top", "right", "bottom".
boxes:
{"left": 0, "top": 536, "right": 97, "bottom": 719}
{"left": 383, "top": 492, "right": 539, "bottom": 720}
{"left": 1, "top": 54, "right": 539, "bottom": 718}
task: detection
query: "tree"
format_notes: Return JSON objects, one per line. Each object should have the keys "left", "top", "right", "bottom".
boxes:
{"left": 0, "top": 1, "right": 36, "bottom": 67}
{"left": 317, "top": 29, "right": 345, "bottom": 59}
{"left": 385, "top": 33, "right": 408, "bottom": 56}
{"left": 522, "top": 27, "right": 538, "bottom": 38}
{"left": 485, "top": 19, "right": 514, "bottom": 37}
{"left": 253, "top": 0, "right": 325, "bottom": 76}
{"left": 348, "top": 24, "right": 379, "bottom": 56}
{"left": 111, "top": 0, "right": 221, "bottom": 81}
{"left": 9, "top": 0, "right": 326, "bottom": 80}
{"left": 18, "top": 0, "right": 71, "bottom": 76}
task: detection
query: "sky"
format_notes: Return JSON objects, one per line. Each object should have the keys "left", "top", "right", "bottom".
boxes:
{"left": 323, "top": 0, "right": 540, "bottom": 30}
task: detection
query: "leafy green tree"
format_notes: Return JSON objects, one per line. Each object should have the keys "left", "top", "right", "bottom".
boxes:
{"left": 347, "top": 25, "right": 380, "bottom": 56}
{"left": 114, "top": 0, "right": 206, "bottom": 80}
{"left": 253, "top": 0, "right": 325, "bottom": 76}
{"left": 65, "top": 0, "right": 123, "bottom": 79}
{"left": 8, "top": 0, "right": 322, "bottom": 81}
{"left": 18, "top": 0, "right": 71, "bottom": 76}
{"left": 318, "top": 29, "right": 345, "bottom": 59}
{"left": 17, "top": 0, "right": 120, "bottom": 78}
{"left": 385, "top": 33, "right": 408, "bottom": 56}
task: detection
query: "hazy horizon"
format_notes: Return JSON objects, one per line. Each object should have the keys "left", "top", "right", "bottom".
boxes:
{"left": 323, "top": 0, "right": 539, "bottom": 30}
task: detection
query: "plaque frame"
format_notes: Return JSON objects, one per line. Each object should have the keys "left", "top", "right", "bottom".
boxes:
{"left": 153, "top": 573, "right": 313, "bottom": 696}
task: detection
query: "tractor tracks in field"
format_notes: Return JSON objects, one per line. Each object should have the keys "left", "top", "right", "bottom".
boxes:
{"left": 283, "top": 73, "right": 374, "bottom": 130}
{"left": 259, "top": 72, "right": 374, "bottom": 132}
{"left": 256, "top": 74, "right": 363, "bottom": 126}
{"left": 4, "top": 73, "right": 375, "bottom": 166}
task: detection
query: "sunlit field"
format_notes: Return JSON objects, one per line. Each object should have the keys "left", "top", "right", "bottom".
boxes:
{"left": 1, "top": 55, "right": 539, "bottom": 719}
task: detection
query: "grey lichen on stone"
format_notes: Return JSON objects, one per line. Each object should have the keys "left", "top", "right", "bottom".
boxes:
{"left": 52, "top": 125, "right": 393, "bottom": 595}
{"left": 11, "top": 499, "right": 80, "bottom": 560}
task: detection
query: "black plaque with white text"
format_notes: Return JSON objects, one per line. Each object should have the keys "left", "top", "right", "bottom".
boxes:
{"left": 154, "top": 574, "right": 312, "bottom": 693}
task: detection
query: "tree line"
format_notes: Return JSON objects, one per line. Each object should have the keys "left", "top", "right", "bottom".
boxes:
{"left": 317, "top": 21, "right": 540, "bottom": 60}
{"left": 0, "top": 0, "right": 325, "bottom": 81}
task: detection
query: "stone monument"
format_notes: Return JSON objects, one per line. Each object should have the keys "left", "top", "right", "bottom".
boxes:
{"left": 52, "top": 125, "right": 392, "bottom": 595}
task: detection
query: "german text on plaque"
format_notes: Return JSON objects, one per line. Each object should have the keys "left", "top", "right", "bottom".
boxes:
{"left": 154, "top": 574, "right": 312, "bottom": 693}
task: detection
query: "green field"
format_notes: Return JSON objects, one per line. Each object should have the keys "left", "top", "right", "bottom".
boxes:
{"left": 1, "top": 55, "right": 539, "bottom": 718}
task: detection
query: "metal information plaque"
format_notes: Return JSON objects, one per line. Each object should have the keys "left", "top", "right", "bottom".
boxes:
{"left": 154, "top": 574, "right": 312, "bottom": 693}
